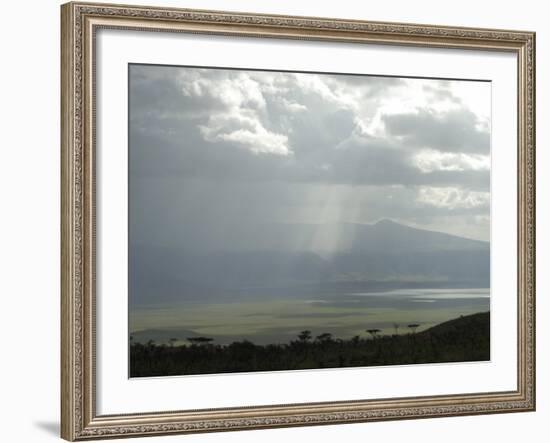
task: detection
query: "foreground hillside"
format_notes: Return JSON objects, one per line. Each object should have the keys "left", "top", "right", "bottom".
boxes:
{"left": 130, "top": 312, "right": 490, "bottom": 377}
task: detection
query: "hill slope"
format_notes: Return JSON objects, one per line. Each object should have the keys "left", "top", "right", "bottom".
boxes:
{"left": 130, "top": 312, "right": 491, "bottom": 377}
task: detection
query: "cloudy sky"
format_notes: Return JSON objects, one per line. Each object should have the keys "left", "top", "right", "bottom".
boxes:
{"left": 129, "top": 64, "right": 491, "bottom": 248}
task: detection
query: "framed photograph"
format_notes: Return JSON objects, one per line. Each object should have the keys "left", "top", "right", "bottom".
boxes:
{"left": 61, "top": 2, "right": 536, "bottom": 440}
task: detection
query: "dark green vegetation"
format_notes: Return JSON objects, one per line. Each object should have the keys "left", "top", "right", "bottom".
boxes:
{"left": 130, "top": 312, "right": 490, "bottom": 377}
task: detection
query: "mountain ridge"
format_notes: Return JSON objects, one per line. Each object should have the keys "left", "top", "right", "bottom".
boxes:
{"left": 130, "top": 219, "right": 490, "bottom": 304}
{"left": 132, "top": 219, "right": 488, "bottom": 255}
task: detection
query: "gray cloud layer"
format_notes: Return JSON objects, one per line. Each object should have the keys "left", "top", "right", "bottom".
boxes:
{"left": 383, "top": 109, "right": 490, "bottom": 154}
{"left": 129, "top": 65, "right": 490, "bottom": 242}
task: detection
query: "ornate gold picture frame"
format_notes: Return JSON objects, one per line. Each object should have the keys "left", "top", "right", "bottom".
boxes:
{"left": 61, "top": 2, "right": 535, "bottom": 440}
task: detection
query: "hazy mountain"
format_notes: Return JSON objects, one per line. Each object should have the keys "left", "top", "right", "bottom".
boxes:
{"left": 344, "top": 219, "right": 488, "bottom": 253}
{"left": 130, "top": 220, "right": 489, "bottom": 305}
{"left": 144, "top": 219, "right": 487, "bottom": 255}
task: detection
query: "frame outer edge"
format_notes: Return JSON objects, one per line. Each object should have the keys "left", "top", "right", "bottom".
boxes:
{"left": 527, "top": 31, "right": 536, "bottom": 410}
{"left": 60, "top": 1, "right": 536, "bottom": 439}
{"left": 532, "top": 32, "right": 536, "bottom": 411}
{"left": 518, "top": 31, "right": 535, "bottom": 410}
{"left": 61, "top": 2, "right": 77, "bottom": 441}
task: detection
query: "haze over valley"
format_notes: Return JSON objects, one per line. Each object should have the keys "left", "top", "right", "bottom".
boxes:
{"left": 130, "top": 220, "right": 489, "bottom": 345}
{"left": 128, "top": 65, "right": 491, "bottom": 350}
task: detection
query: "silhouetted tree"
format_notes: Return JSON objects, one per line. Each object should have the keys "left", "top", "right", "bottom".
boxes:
{"left": 366, "top": 329, "right": 381, "bottom": 339}
{"left": 129, "top": 313, "right": 490, "bottom": 378}
{"left": 393, "top": 323, "right": 400, "bottom": 335}
{"left": 298, "top": 330, "right": 312, "bottom": 342}
{"left": 315, "top": 332, "right": 333, "bottom": 343}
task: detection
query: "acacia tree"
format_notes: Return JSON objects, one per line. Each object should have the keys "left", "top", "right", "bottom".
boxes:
{"left": 366, "top": 329, "right": 381, "bottom": 339}
{"left": 298, "top": 330, "right": 312, "bottom": 343}
{"left": 393, "top": 323, "right": 400, "bottom": 336}
{"left": 315, "top": 332, "right": 333, "bottom": 343}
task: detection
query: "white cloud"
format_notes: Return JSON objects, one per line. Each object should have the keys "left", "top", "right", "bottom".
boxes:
{"left": 293, "top": 73, "right": 357, "bottom": 110}
{"left": 180, "top": 70, "right": 266, "bottom": 109}
{"left": 417, "top": 187, "right": 489, "bottom": 209}
{"left": 414, "top": 150, "right": 490, "bottom": 173}
{"left": 204, "top": 125, "right": 290, "bottom": 156}
{"left": 179, "top": 70, "right": 292, "bottom": 156}
{"left": 356, "top": 78, "right": 490, "bottom": 141}
{"left": 199, "top": 109, "right": 292, "bottom": 156}
{"left": 281, "top": 98, "right": 307, "bottom": 113}
{"left": 449, "top": 81, "right": 491, "bottom": 123}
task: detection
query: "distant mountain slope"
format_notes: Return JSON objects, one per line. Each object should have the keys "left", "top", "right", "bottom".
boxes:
{"left": 130, "top": 220, "right": 490, "bottom": 304}
{"left": 349, "top": 219, "right": 488, "bottom": 253}
{"left": 148, "top": 219, "right": 488, "bottom": 255}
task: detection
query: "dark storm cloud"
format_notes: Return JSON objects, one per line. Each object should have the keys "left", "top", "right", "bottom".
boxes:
{"left": 383, "top": 109, "right": 490, "bottom": 154}
{"left": 130, "top": 127, "right": 488, "bottom": 190}
{"left": 326, "top": 134, "right": 489, "bottom": 190}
